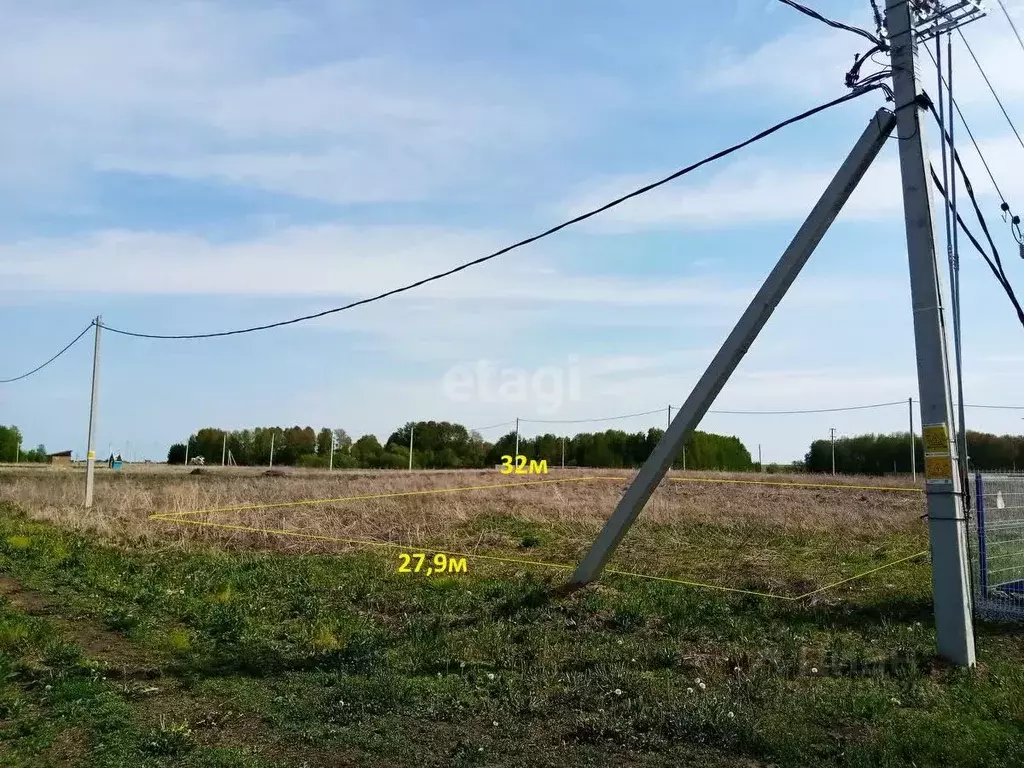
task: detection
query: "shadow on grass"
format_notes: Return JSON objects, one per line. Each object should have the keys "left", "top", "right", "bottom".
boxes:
{"left": 793, "top": 594, "right": 935, "bottom": 630}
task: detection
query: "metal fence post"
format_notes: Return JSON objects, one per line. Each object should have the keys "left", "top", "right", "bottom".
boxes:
{"left": 976, "top": 472, "right": 987, "bottom": 594}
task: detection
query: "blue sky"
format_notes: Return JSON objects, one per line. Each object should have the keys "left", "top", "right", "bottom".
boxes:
{"left": 2, "top": 0, "right": 1024, "bottom": 463}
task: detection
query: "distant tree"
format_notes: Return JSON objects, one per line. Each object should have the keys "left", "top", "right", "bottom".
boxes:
{"left": 167, "top": 443, "right": 187, "bottom": 465}
{"left": 19, "top": 444, "right": 48, "bottom": 463}
{"left": 803, "top": 430, "right": 1024, "bottom": 475}
{"left": 333, "top": 429, "right": 352, "bottom": 452}
{"left": 0, "top": 425, "right": 22, "bottom": 463}
{"left": 352, "top": 435, "right": 383, "bottom": 463}
{"left": 372, "top": 451, "right": 409, "bottom": 470}
{"left": 190, "top": 428, "right": 230, "bottom": 466}
{"left": 316, "top": 428, "right": 333, "bottom": 456}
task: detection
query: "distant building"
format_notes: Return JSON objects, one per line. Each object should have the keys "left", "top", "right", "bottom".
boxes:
{"left": 47, "top": 450, "right": 73, "bottom": 466}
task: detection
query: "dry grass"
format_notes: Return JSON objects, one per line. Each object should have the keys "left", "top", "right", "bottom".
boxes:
{"left": 0, "top": 465, "right": 923, "bottom": 552}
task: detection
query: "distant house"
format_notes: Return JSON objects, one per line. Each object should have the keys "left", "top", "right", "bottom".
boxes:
{"left": 47, "top": 450, "right": 73, "bottom": 466}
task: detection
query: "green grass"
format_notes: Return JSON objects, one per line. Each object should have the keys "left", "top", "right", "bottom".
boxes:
{"left": 0, "top": 502, "right": 1023, "bottom": 766}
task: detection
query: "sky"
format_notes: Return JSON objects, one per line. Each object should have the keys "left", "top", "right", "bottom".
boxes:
{"left": 2, "top": 0, "right": 1024, "bottom": 464}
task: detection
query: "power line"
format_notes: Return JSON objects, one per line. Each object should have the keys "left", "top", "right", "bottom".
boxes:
{"left": 923, "top": 46, "right": 1009, "bottom": 207}
{"left": 929, "top": 160, "right": 1024, "bottom": 329}
{"left": 507, "top": 400, "right": 927, "bottom": 427}
{"left": 958, "top": 30, "right": 1024, "bottom": 154}
{"left": 995, "top": 0, "right": 1024, "bottom": 59}
{"left": 467, "top": 421, "right": 516, "bottom": 433}
{"left": 0, "top": 323, "right": 95, "bottom": 384}
{"left": 960, "top": 403, "right": 1024, "bottom": 411}
{"left": 776, "top": 0, "right": 885, "bottom": 46}
{"left": 923, "top": 47, "right": 1024, "bottom": 247}
{"left": 709, "top": 400, "right": 906, "bottom": 415}
{"left": 913, "top": 399, "right": 1024, "bottom": 411}
{"left": 455, "top": 399, "right": 1024, "bottom": 432}
{"left": 521, "top": 409, "right": 666, "bottom": 425}
{"left": 98, "top": 85, "right": 886, "bottom": 341}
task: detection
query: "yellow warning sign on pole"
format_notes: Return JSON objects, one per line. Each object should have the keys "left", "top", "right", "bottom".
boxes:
{"left": 925, "top": 455, "right": 953, "bottom": 481}
{"left": 922, "top": 423, "right": 950, "bottom": 454}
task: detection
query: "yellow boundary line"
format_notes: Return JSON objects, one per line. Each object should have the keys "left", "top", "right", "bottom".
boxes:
{"left": 149, "top": 505, "right": 929, "bottom": 606}
{"left": 156, "top": 476, "right": 603, "bottom": 520}
{"left": 797, "top": 550, "right": 930, "bottom": 599}
{"left": 157, "top": 473, "right": 923, "bottom": 523}
{"left": 661, "top": 476, "right": 922, "bottom": 493}
{"left": 149, "top": 514, "right": 800, "bottom": 600}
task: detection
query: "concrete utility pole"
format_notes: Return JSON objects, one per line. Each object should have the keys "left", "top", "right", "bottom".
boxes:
{"left": 886, "top": 0, "right": 976, "bottom": 666}
{"left": 561, "top": 436, "right": 565, "bottom": 469}
{"left": 667, "top": 405, "right": 672, "bottom": 430}
{"left": 910, "top": 396, "right": 917, "bottom": 482}
{"left": 514, "top": 418, "right": 520, "bottom": 459}
{"left": 758, "top": 443, "right": 762, "bottom": 473}
{"left": 269, "top": 433, "right": 275, "bottom": 469}
{"left": 408, "top": 424, "right": 415, "bottom": 471}
{"left": 830, "top": 427, "right": 837, "bottom": 476}
{"left": 84, "top": 316, "right": 101, "bottom": 508}
{"left": 329, "top": 434, "right": 335, "bottom": 471}
{"left": 568, "top": 106, "right": 895, "bottom": 587}
{"left": 221, "top": 433, "right": 227, "bottom": 467}
{"left": 184, "top": 439, "right": 189, "bottom": 467}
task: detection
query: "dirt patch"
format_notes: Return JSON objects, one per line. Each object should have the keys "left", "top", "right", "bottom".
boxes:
{"left": 40, "top": 724, "right": 89, "bottom": 765}
{"left": 0, "top": 575, "right": 162, "bottom": 679}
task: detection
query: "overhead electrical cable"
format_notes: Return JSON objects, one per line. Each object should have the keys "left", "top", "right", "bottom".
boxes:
{"left": 708, "top": 401, "right": 906, "bottom": 415}
{"left": 776, "top": 0, "right": 885, "bottom": 46}
{"left": 467, "top": 421, "right": 517, "bottom": 433}
{"left": 929, "top": 165, "right": 1024, "bottom": 329}
{"left": 958, "top": 30, "right": 1024, "bottom": 153}
{"left": 924, "top": 45, "right": 1024, "bottom": 247}
{"left": 0, "top": 322, "right": 95, "bottom": 384}
{"left": 97, "top": 85, "right": 887, "bottom": 341}
{"left": 521, "top": 409, "right": 667, "bottom": 425}
{"left": 995, "top": 0, "right": 1024, "bottom": 58}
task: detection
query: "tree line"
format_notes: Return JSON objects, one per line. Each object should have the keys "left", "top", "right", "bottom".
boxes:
{"left": 168, "top": 422, "right": 754, "bottom": 471}
{"left": 0, "top": 425, "right": 47, "bottom": 463}
{"left": 803, "top": 430, "right": 1024, "bottom": 474}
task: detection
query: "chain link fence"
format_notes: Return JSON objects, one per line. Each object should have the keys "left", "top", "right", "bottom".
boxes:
{"left": 971, "top": 473, "right": 1024, "bottom": 621}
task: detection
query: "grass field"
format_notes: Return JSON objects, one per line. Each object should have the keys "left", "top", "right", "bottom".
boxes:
{"left": 0, "top": 466, "right": 1022, "bottom": 767}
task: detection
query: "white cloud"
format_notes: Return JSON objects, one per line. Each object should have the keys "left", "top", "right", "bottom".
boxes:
{"left": 561, "top": 153, "right": 903, "bottom": 230}
{"left": 698, "top": 4, "right": 1024, "bottom": 107}
{"left": 557, "top": 125, "right": 1024, "bottom": 233}
{"left": 0, "top": 2, "right": 584, "bottom": 208}
{"left": 0, "top": 224, "right": 753, "bottom": 310}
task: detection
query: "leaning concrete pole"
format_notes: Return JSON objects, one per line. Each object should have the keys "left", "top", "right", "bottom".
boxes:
{"left": 568, "top": 107, "right": 896, "bottom": 586}
{"left": 886, "top": 0, "right": 975, "bottom": 666}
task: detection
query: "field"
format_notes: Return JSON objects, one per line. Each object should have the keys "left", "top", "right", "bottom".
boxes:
{"left": 0, "top": 465, "right": 1022, "bottom": 767}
